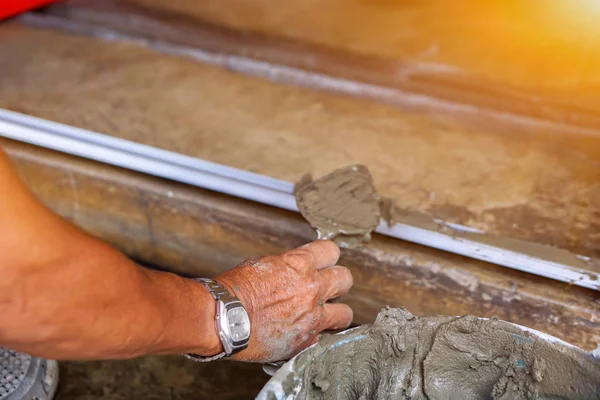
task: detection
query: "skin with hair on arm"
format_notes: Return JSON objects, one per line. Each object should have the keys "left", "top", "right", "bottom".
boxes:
{"left": 0, "top": 147, "right": 353, "bottom": 362}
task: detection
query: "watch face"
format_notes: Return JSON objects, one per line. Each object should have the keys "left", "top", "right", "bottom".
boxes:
{"left": 227, "top": 307, "right": 250, "bottom": 342}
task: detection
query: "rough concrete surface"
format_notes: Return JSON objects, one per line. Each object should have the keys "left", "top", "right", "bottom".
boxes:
{"left": 1, "top": 23, "right": 600, "bottom": 258}
{"left": 60, "top": 0, "right": 600, "bottom": 113}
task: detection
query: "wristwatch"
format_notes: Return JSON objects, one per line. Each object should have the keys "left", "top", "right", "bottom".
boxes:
{"left": 184, "top": 278, "right": 251, "bottom": 362}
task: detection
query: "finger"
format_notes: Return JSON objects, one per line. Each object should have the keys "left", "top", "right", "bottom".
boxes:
{"left": 318, "top": 266, "right": 353, "bottom": 300}
{"left": 319, "top": 303, "right": 353, "bottom": 331}
{"left": 281, "top": 240, "right": 340, "bottom": 271}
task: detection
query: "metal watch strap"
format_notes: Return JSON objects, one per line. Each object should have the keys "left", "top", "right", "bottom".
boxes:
{"left": 185, "top": 349, "right": 227, "bottom": 362}
{"left": 197, "top": 278, "right": 238, "bottom": 303}
{"left": 184, "top": 278, "right": 238, "bottom": 363}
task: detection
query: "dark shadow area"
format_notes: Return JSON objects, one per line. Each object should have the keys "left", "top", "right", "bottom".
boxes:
{"left": 56, "top": 356, "right": 268, "bottom": 399}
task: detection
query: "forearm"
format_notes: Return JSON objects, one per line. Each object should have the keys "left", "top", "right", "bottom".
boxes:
{"left": 0, "top": 149, "right": 221, "bottom": 360}
{"left": 0, "top": 233, "right": 221, "bottom": 360}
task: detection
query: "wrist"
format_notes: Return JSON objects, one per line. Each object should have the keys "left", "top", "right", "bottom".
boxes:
{"left": 186, "top": 278, "right": 224, "bottom": 356}
{"left": 142, "top": 270, "right": 224, "bottom": 356}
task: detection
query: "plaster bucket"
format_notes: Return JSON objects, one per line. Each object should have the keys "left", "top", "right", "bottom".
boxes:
{"left": 256, "top": 315, "right": 600, "bottom": 400}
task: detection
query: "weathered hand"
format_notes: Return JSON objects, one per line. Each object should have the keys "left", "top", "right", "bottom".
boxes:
{"left": 214, "top": 240, "right": 353, "bottom": 363}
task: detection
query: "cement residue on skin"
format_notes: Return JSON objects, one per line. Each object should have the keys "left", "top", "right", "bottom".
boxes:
{"left": 294, "top": 165, "right": 380, "bottom": 248}
{"left": 293, "top": 307, "right": 600, "bottom": 399}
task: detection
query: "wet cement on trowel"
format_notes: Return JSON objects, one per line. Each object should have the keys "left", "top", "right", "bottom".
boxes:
{"left": 291, "top": 307, "right": 600, "bottom": 400}
{"left": 295, "top": 165, "right": 380, "bottom": 248}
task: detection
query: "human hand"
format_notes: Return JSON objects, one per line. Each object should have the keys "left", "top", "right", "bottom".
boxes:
{"left": 214, "top": 240, "right": 353, "bottom": 363}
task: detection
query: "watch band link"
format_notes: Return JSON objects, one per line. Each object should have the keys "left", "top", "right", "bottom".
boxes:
{"left": 185, "top": 350, "right": 227, "bottom": 362}
{"left": 197, "top": 278, "right": 239, "bottom": 304}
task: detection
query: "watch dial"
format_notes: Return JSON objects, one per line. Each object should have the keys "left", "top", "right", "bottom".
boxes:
{"left": 227, "top": 308, "right": 250, "bottom": 342}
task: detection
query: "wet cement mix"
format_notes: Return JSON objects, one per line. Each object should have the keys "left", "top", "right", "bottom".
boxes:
{"left": 292, "top": 307, "right": 600, "bottom": 399}
{"left": 295, "top": 165, "right": 381, "bottom": 248}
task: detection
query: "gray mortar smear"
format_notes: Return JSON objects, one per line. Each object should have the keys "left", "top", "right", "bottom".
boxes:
{"left": 294, "top": 165, "right": 600, "bottom": 285}
{"left": 294, "top": 165, "right": 381, "bottom": 248}
{"left": 380, "top": 197, "right": 600, "bottom": 280}
{"left": 289, "top": 307, "right": 600, "bottom": 400}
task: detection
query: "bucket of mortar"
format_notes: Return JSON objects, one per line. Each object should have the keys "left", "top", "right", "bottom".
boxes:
{"left": 256, "top": 310, "right": 600, "bottom": 400}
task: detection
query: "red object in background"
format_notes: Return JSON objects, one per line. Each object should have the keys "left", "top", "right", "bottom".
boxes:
{"left": 0, "top": 0, "right": 59, "bottom": 20}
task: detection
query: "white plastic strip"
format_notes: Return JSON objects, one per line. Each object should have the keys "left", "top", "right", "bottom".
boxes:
{"left": 376, "top": 222, "right": 598, "bottom": 290}
{"left": 0, "top": 109, "right": 597, "bottom": 291}
{"left": 0, "top": 109, "right": 297, "bottom": 211}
